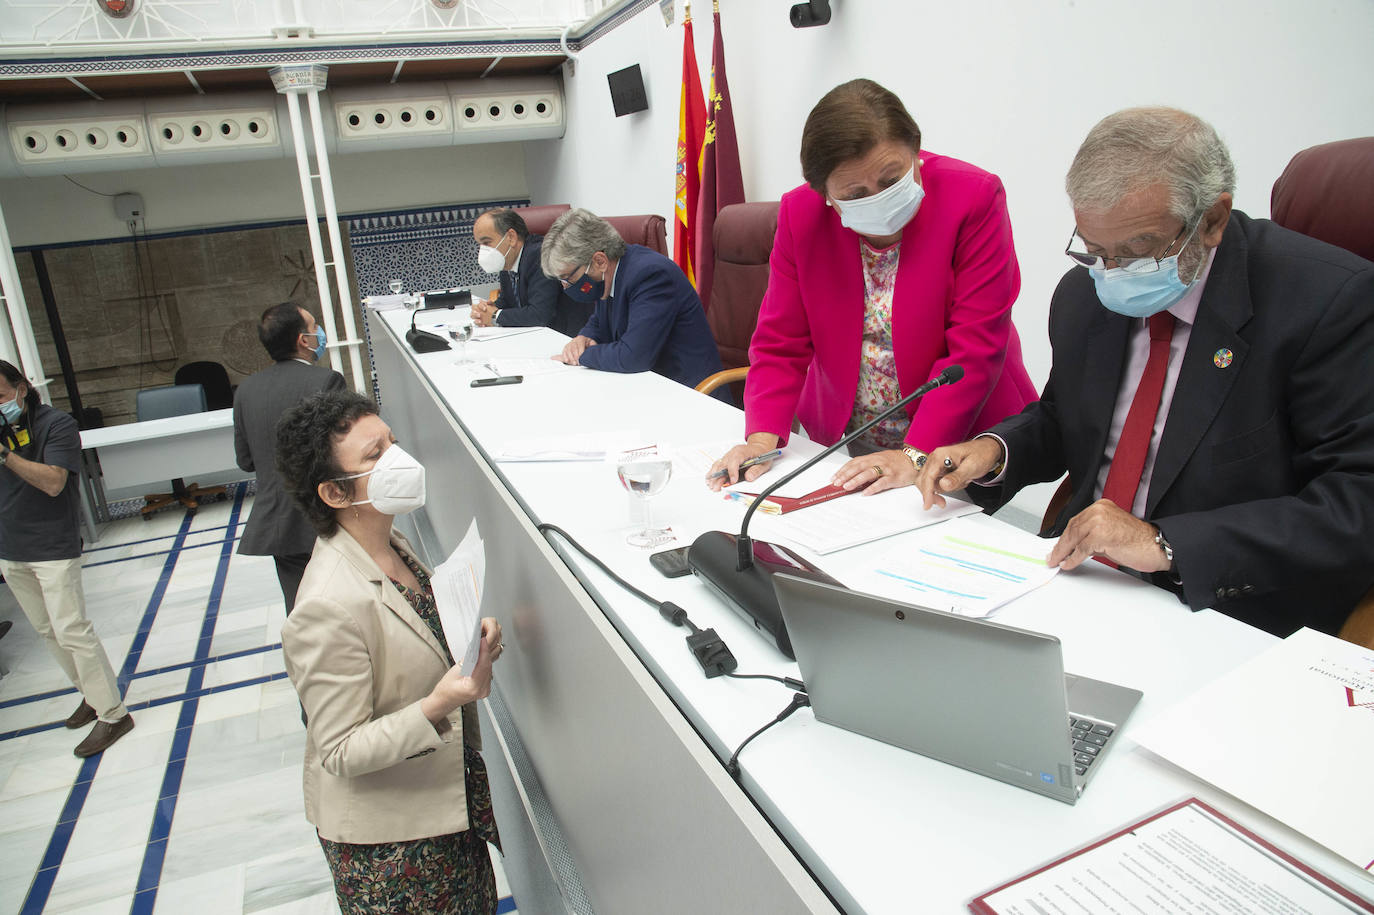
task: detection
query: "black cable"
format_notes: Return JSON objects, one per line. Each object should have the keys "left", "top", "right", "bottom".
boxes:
{"left": 726, "top": 672, "right": 806, "bottom": 691}
{"left": 136, "top": 220, "right": 178, "bottom": 368}
{"left": 726, "top": 692, "right": 810, "bottom": 778}
{"left": 537, "top": 522, "right": 737, "bottom": 678}
{"left": 63, "top": 175, "right": 118, "bottom": 197}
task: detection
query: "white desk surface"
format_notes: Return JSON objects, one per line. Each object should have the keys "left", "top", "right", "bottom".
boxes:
{"left": 383, "top": 310, "right": 1374, "bottom": 912}
{"left": 79, "top": 408, "right": 234, "bottom": 449}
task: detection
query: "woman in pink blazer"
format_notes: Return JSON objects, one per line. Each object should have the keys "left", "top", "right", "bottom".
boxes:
{"left": 709, "top": 79, "right": 1036, "bottom": 493}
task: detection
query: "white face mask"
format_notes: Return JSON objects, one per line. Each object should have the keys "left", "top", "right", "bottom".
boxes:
{"left": 477, "top": 235, "right": 511, "bottom": 274}
{"left": 831, "top": 165, "right": 925, "bottom": 237}
{"left": 336, "top": 443, "right": 426, "bottom": 515}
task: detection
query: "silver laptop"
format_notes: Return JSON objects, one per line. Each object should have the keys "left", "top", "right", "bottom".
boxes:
{"left": 773, "top": 574, "right": 1142, "bottom": 804}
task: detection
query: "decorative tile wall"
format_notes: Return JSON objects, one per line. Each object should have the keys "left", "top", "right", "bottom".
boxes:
{"left": 346, "top": 199, "right": 528, "bottom": 298}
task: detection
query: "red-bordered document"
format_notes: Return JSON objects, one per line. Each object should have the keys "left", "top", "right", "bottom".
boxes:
{"left": 969, "top": 798, "right": 1373, "bottom": 914}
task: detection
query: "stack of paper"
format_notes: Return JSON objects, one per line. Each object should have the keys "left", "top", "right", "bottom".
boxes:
{"left": 1132, "top": 627, "right": 1374, "bottom": 876}
{"left": 751, "top": 487, "right": 979, "bottom": 554}
{"left": 430, "top": 520, "right": 486, "bottom": 675}
{"left": 492, "top": 430, "right": 646, "bottom": 462}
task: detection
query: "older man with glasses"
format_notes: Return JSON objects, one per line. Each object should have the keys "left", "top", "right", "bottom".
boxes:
{"left": 916, "top": 107, "right": 1374, "bottom": 638}
{"left": 541, "top": 208, "right": 726, "bottom": 399}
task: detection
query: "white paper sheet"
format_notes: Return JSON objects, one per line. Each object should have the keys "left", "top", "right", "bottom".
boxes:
{"left": 752, "top": 488, "right": 979, "bottom": 554}
{"left": 491, "top": 429, "right": 646, "bottom": 462}
{"left": 1132, "top": 628, "right": 1374, "bottom": 876}
{"left": 855, "top": 516, "right": 1058, "bottom": 616}
{"left": 974, "top": 799, "right": 1371, "bottom": 914}
{"left": 724, "top": 451, "right": 849, "bottom": 499}
{"left": 430, "top": 520, "right": 486, "bottom": 675}
{"left": 470, "top": 326, "right": 542, "bottom": 342}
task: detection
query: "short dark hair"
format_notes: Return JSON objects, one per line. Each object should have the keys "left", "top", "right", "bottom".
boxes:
{"left": 259, "top": 302, "right": 308, "bottom": 362}
{"left": 275, "top": 390, "right": 378, "bottom": 537}
{"left": 799, "top": 79, "right": 922, "bottom": 193}
{"left": 482, "top": 207, "right": 529, "bottom": 242}
{"left": 0, "top": 359, "right": 40, "bottom": 413}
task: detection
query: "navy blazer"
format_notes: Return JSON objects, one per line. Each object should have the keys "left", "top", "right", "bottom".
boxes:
{"left": 578, "top": 244, "right": 725, "bottom": 395}
{"left": 973, "top": 211, "right": 1374, "bottom": 637}
{"left": 494, "top": 233, "right": 594, "bottom": 337}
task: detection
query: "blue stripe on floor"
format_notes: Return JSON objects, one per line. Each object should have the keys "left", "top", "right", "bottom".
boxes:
{"left": 83, "top": 533, "right": 244, "bottom": 568}
{"left": 497, "top": 895, "right": 518, "bottom": 913}
{"left": 81, "top": 521, "right": 238, "bottom": 554}
{"left": 19, "top": 510, "right": 195, "bottom": 915}
{"left": 0, "top": 643, "right": 284, "bottom": 712}
{"left": 131, "top": 486, "right": 244, "bottom": 912}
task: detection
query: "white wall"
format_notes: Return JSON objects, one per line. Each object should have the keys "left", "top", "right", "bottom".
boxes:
{"left": 525, "top": 0, "right": 1374, "bottom": 387}
{"left": 0, "top": 142, "right": 529, "bottom": 248}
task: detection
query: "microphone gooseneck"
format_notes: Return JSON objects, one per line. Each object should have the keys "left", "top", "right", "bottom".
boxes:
{"left": 688, "top": 365, "right": 964, "bottom": 659}
{"left": 735, "top": 364, "right": 964, "bottom": 571}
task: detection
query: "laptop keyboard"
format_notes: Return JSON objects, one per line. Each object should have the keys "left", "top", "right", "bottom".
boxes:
{"left": 1069, "top": 717, "right": 1115, "bottom": 778}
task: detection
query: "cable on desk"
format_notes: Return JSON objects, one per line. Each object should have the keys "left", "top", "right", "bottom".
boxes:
{"left": 725, "top": 672, "right": 807, "bottom": 691}
{"left": 726, "top": 692, "right": 811, "bottom": 778}
{"left": 537, "top": 523, "right": 738, "bottom": 678}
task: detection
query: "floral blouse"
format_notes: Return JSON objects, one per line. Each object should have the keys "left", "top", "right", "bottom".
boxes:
{"left": 847, "top": 239, "right": 908, "bottom": 451}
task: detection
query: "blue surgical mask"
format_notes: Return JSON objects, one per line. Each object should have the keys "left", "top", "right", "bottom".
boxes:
{"left": 0, "top": 396, "right": 20, "bottom": 424}
{"left": 831, "top": 165, "right": 925, "bottom": 237}
{"left": 1090, "top": 254, "right": 1192, "bottom": 318}
{"left": 306, "top": 327, "right": 327, "bottom": 361}
{"left": 564, "top": 265, "right": 605, "bottom": 303}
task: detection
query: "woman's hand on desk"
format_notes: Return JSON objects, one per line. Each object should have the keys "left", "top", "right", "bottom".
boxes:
{"left": 420, "top": 617, "right": 504, "bottom": 724}
{"left": 832, "top": 449, "right": 918, "bottom": 495}
{"left": 707, "top": 436, "right": 780, "bottom": 491}
{"left": 556, "top": 335, "right": 596, "bottom": 365}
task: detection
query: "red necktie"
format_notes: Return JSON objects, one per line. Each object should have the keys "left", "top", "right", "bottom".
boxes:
{"left": 1101, "top": 311, "right": 1176, "bottom": 514}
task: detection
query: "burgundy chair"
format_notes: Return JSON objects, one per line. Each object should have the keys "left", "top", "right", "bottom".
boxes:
{"left": 512, "top": 205, "right": 668, "bottom": 256}
{"left": 1270, "top": 136, "right": 1374, "bottom": 262}
{"left": 512, "top": 204, "right": 571, "bottom": 237}
{"left": 1271, "top": 137, "right": 1374, "bottom": 649}
{"left": 695, "top": 201, "right": 781, "bottom": 400}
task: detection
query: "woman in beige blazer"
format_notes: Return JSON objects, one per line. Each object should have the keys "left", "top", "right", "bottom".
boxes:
{"left": 276, "top": 391, "right": 505, "bottom": 914}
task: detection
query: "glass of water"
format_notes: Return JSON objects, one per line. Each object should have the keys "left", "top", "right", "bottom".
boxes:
{"left": 388, "top": 278, "right": 403, "bottom": 295}
{"left": 448, "top": 316, "right": 474, "bottom": 361}
{"left": 616, "top": 446, "right": 674, "bottom": 548}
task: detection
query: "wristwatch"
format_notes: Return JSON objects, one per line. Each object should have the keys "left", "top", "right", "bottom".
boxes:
{"left": 901, "top": 445, "right": 927, "bottom": 472}
{"left": 1154, "top": 527, "right": 1175, "bottom": 567}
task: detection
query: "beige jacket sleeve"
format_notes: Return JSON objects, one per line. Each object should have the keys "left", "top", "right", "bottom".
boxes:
{"left": 282, "top": 593, "right": 458, "bottom": 779}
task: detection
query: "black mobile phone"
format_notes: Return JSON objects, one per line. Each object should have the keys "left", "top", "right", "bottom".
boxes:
{"left": 470, "top": 375, "right": 523, "bottom": 387}
{"left": 649, "top": 546, "right": 693, "bottom": 578}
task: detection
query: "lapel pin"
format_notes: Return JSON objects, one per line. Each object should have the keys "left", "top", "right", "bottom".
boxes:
{"left": 1213, "top": 348, "right": 1234, "bottom": 368}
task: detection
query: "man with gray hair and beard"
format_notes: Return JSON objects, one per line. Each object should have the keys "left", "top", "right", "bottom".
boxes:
{"left": 915, "top": 107, "right": 1374, "bottom": 638}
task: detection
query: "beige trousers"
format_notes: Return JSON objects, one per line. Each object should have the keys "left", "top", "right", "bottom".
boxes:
{"left": 1, "top": 557, "right": 128, "bottom": 722}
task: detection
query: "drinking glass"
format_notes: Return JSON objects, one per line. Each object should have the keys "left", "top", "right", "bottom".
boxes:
{"left": 388, "top": 278, "right": 403, "bottom": 295}
{"left": 448, "top": 316, "right": 474, "bottom": 361}
{"left": 616, "top": 446, "right": 674, "bottom": 548}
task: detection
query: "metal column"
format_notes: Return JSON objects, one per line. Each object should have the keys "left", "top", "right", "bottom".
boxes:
{"left": 270, "top": 65, "right": 366, "bottom": 392}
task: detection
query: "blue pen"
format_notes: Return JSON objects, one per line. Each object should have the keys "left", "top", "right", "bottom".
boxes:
{"left": 707, "top": 448, "right": 783, "bottom": 481}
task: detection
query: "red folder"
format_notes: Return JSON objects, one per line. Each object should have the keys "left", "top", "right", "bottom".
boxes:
{"left": 730, "top": 482, "right": 855, "bottom": 515}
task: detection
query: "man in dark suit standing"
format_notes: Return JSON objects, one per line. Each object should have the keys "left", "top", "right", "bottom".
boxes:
{"left": 917, "top": 107, "right": 1374, "bottom": 638}
{"left": 233, "top": 303, "right": 346, "bottom": 611}
{"left": 469, "top": 207, "right": 593, "bottom": 337}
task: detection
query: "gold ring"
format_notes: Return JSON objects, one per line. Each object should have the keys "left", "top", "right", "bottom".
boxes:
{"left": 873, "top": 465, "right": 884, "bottom": 477}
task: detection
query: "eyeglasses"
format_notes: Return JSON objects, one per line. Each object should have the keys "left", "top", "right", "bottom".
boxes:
{"left": 1065, "top": 219, "right": 1200, "bottom": 275}
{"left": 556, "top": 264, "right": 587, "bottom": 287}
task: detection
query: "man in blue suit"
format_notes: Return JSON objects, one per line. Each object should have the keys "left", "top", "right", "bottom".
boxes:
{"left": 469, "top": 208, "right": 592, "bottom": 337}
{"left": 542, "top": 208, "right": 725, "bottom": 396}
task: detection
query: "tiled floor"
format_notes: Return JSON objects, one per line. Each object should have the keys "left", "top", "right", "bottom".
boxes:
{"left": 0, "top": 488, "right": 517, "bottom": 914}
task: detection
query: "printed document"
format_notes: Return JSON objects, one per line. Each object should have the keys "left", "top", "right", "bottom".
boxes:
{"left": 430, "top": 520, "right": 486, "bottom": 675}
{"left": 853, "top": 516, "right": 1057, "bottom": 616}
{"left": 1132, "top": 627, "right": 1374, "bottom": 876}
{"left": 752, "top": 487, "right": 978, "bottom": 554}
{"left": 971, "top": 798, "right": 1373, "bottom": 913}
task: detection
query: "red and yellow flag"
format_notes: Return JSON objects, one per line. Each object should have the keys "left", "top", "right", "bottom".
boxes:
{"left": 695, "top": 0, "right": 745, "bottom": 311}
{"left": 674, "top": 5, "right": 706, "bottom": 287}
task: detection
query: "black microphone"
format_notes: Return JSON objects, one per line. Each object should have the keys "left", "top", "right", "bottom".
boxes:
{"left": 688, "top": 364, "right": 964, "bottom": 658}
{"left": 405, "top": 290, "right": 468, "bottom": 354}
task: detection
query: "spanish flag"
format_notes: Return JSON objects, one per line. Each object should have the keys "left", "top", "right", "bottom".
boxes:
{"left": 674, "top": 4, "right": 706, "bottom": 288}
